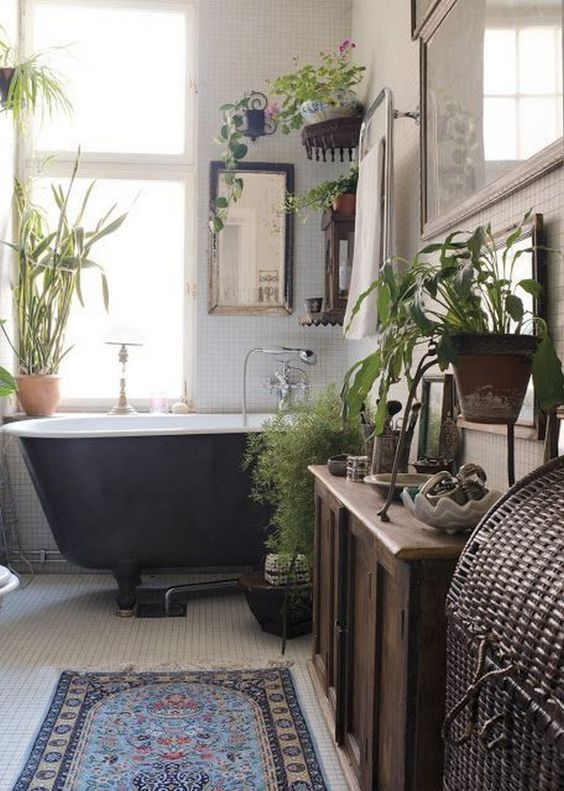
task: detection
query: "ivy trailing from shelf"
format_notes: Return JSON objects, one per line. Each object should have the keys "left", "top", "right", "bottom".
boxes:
{"left": 208, "top": 95, "right": 253, "bottom": 233}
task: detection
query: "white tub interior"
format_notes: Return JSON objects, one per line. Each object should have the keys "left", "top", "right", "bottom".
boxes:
{"left": 2, "top": 413, "right": 274, "bottom": 439}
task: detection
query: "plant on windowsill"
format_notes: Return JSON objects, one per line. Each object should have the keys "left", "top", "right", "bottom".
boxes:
{"left": 285, "top": 163, "right": 358, "bottom": 219}
{"left": 268, "top": 39, "right": 365, "bottom": 133}
{"left": 0, "top": 26, "right": 71, "bottom": 134}
{"left": 341, "top": 212, "right": 564, "bottom": 436}
{"left": 0, "top": 155, "right": 128, "bottom": 416}
{"left": 241, "top": 387, "right": 365, "bottom": 636}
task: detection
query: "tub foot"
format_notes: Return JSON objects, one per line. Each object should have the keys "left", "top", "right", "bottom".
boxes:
{"left": 113, "top": 558, "right": 141, "bottom": 614}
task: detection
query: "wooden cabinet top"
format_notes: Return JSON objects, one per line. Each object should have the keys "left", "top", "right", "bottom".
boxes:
{"left": 309, "top": 464, "right": 468, "bottom": 561}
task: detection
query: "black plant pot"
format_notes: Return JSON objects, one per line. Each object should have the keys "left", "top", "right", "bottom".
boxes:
{"left": 0, "top": 67, "right": 15, "bottom": 107}
{"left": 239, "top": 572, "right": 312, "bottom": 638}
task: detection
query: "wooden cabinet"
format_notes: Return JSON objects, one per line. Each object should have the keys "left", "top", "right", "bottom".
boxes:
{"left": 310, "top": 466, "right": 467, "bottom": 791}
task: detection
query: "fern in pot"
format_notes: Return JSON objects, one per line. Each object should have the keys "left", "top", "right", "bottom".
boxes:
{"left": 242, "top": 387, "right": 364, "bottom": 635}
{"left": 0, "top": 157, "right": 127, "bottom": 415}
{"left": 342, "top": 213, "right": 564, "bottom": 432}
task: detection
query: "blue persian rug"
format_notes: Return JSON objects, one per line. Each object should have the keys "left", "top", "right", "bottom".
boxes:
{"left": 13, "top": 668, "right": 328, "bottom": 790}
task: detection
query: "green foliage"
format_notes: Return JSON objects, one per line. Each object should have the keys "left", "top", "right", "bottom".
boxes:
{"left": 209, "top": 95, "right": 251, "bottom": 233}
{"left": 285, "top": 164, "right": 358, "bottom": 217}
{"left": 342, "top": 212, "right": 564, "bottom": 429}
{"left": 244, "top": 388, "right": 365, "bottom": 562}
{"left": 0, "top": 155, "right": 128, "bottom": 375}
{"left": 269, "top": 44, "right": 365, "bottom": 134}
{"left": 0, "top": 27, "right": 71, "bottom": 134}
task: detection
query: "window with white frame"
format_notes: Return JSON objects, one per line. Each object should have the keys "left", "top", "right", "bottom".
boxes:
{"left": 25, "top": 0, "right": 195, "bottom": 406}
{"left": 483, "top": 23, "right": 563, "bottom": 162}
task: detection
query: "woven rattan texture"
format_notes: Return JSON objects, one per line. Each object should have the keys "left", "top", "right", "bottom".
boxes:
{"left": 443, "top": 456, "right": 564, "bottom": 791}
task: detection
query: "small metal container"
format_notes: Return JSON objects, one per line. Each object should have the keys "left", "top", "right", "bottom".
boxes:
{"left": 346, "top": 455, "right": 371, "bottom": 482}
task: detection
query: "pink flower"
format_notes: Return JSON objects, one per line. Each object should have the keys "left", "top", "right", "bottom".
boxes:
{"left": 265, "top": 102, "right": 280, "bottom": 120}
{"left": 338, "top": 39, "right": 356, "bottom": 53}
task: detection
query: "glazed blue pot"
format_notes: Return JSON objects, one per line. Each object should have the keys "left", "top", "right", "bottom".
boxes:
{"left": 300, "top": 89, "right": 361, "bottom": 124}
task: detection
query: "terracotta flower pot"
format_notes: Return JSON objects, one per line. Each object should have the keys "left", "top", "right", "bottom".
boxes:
{"left": 16, "top": 375, "right": 61, "bottom": 416}
{"left": 451, "top": 334, "right": 538, "bottom": 424}
{"left": 332, "top": 192, "right": 356, "bottom": 214}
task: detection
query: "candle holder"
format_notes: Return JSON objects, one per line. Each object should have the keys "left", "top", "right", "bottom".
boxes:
{"left": 106, "top": 342, "right": 142, "bottom": 415}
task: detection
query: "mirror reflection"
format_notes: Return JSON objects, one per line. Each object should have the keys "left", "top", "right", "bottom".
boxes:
{"left": 209, "top": 163, "right": 293, "bottom": 314}
{"left": 425, "top": 0, "right": 562, "bottom": 221}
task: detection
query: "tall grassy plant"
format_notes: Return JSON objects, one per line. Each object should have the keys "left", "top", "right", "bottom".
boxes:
{"left": 244, "top": 388, "right": 364, "bottom": 562}
{"left": 1, "top": 158, "right": 127, "bottom": 375}
{"left": 0, "top": 27, "right": 71, "bottom": 134}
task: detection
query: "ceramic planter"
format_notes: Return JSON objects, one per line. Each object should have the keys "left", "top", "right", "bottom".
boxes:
{"left": 332, "top": 192, "right": 356, "bottom": 214}
{"left": 16, "top": 375, "right": 61, "bottom": 416}
{"left": 451, "top": 334, "right": 538, "bottom": 424}
{"left": 238, "top": 572, "right": 312, "bottom": 638}
{"left": 300, "top": 89, "right": 361, "bottom": 125}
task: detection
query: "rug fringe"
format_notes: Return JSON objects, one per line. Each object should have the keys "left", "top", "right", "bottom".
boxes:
{"left": 57, "top": 657, "right": 296, "bottom": 673}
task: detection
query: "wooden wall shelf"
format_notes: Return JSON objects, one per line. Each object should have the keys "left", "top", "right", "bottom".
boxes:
{"left": 301, "top": 116, "right": 362, "bottom": 161}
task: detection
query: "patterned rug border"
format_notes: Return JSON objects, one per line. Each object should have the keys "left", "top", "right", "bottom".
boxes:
{"left": 13, "top": 665, "right": 329, "bottom": 791}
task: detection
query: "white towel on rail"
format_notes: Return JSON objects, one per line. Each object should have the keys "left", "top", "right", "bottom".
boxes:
{"left": 344, "top": 137, "right": 386, "bottom": 339}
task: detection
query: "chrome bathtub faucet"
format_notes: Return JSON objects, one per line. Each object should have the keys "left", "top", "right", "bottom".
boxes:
{"left": 242, "top": 347, "right": 317, "bottom": 424}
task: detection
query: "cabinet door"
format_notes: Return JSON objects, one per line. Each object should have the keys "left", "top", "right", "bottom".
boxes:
{"left": 343, "top": 515, "right": 377, "bottom": 790}
{"left": 312, "top": 484, "right": 342, "bottom": 711}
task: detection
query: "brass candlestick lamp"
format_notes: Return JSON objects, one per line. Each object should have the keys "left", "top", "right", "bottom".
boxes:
{"left": 106, "top": 341, "right": 142, "bottom": 415}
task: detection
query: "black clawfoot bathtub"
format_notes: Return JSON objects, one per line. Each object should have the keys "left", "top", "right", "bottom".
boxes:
{"left": 4, "top": 414, "right": 272, "bottom": 611}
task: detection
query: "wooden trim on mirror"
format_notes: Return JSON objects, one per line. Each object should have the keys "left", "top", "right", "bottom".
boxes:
{"left": 208, "top": 161, "right": 294, "bottom": 315}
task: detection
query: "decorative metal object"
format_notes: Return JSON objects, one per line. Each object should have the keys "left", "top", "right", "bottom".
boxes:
{"left": 242, "top": 91, "right": 277, "bottom": 142}
{"left": 106, "top": 341, "right": 142, "bottom": 415}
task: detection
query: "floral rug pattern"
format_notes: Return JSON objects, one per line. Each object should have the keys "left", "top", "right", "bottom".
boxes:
{"left": 13, "top": 668, "right": 327, "bottom": 790}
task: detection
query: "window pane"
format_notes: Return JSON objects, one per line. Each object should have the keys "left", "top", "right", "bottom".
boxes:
{"left": 518, "top": 97, "right": 561, "bottom": 159}
{"left": 483, "top": 97, "right": 517, "bottom": 160}
{"left": 518, "top": 27, "right": 559, "bottom": 95}
{"left": 33, "top": 177, "right": 185, "bottom": 400}
{"left": 32, "top": 3, "right": 188, "bottom": 154}
{"left": 484, "top": 29, "right": 517, "bottom": 96}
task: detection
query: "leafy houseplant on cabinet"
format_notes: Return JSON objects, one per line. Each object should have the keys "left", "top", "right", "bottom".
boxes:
{"left": 0, "top": 158, "right": 127, "bottom": 416}
{"left": 342, "top": 213, "right": 564, "bottom": 439}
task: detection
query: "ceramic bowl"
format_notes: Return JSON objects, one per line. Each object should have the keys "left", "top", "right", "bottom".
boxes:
{"left": 401, "top": 488, "right": 501, "bottom": 534}
{"left": 364, "top": 473, "right": 431, "bottom": 500}
{"left": 327, "top": 454, "right": 348, "bottom": 477}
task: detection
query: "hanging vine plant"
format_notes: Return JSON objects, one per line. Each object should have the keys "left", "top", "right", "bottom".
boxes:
{"left": 208, "top": 95, "right": 253, "bottom": 233}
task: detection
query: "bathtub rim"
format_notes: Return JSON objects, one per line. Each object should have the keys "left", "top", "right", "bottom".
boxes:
{"left": 1, "top": 412, "right": 274, "bottom": 439}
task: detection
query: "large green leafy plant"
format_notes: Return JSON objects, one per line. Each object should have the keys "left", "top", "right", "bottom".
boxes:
{"left": 0, "top": 157, "right": 127, "bottom": 375}
{"left": 342, "top": 213, "right": 564, "bottom": 433}
{"left": 0, "top": 27, "right": 71, "bottom": 133}
{"left": 244, "top": 388, "right": 364, "bottom": 562}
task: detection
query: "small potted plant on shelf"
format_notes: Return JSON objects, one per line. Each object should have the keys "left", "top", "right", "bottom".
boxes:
{"left": 0, "top": 156, "right": 128, "bottom": 416}
{"left": 0, "top": 26, "right": 71, "bottom": 133}
{"left": 341, "top": 212, "right": 564, "bottom": 435}
{"left": 286, "top": 163, "right": 358, "bottom": 219}
{"left": 269, "top": 39, "right": 365, "bottom": 133}
{"left": 241, "top": 387, "right": 365, "bottom": 638}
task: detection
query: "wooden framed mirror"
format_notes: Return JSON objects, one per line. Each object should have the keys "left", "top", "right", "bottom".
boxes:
{"left": 419, "top": 0, "right": 562, "bottom": 238}
{"left": 208, "top": 161, "right": 294, "bottom": 315}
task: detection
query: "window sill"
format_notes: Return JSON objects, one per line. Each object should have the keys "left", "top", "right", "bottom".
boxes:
{"left": 457, "top": 418, "right": 539, "bottom": 441}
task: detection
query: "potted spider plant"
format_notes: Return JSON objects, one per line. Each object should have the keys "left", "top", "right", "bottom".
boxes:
{"left": 0, "top": 157, "right": 127, "bottom": 416}
{"left": 342, "top": 212, "right": 564, "bottom": 432}
{"left": 0, "top": 27, "right": 71, "bottom": 133}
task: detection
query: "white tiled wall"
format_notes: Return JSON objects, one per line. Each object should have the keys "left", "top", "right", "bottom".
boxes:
{"left": 195, "top": 0, "right": 355, "bottom": 413}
